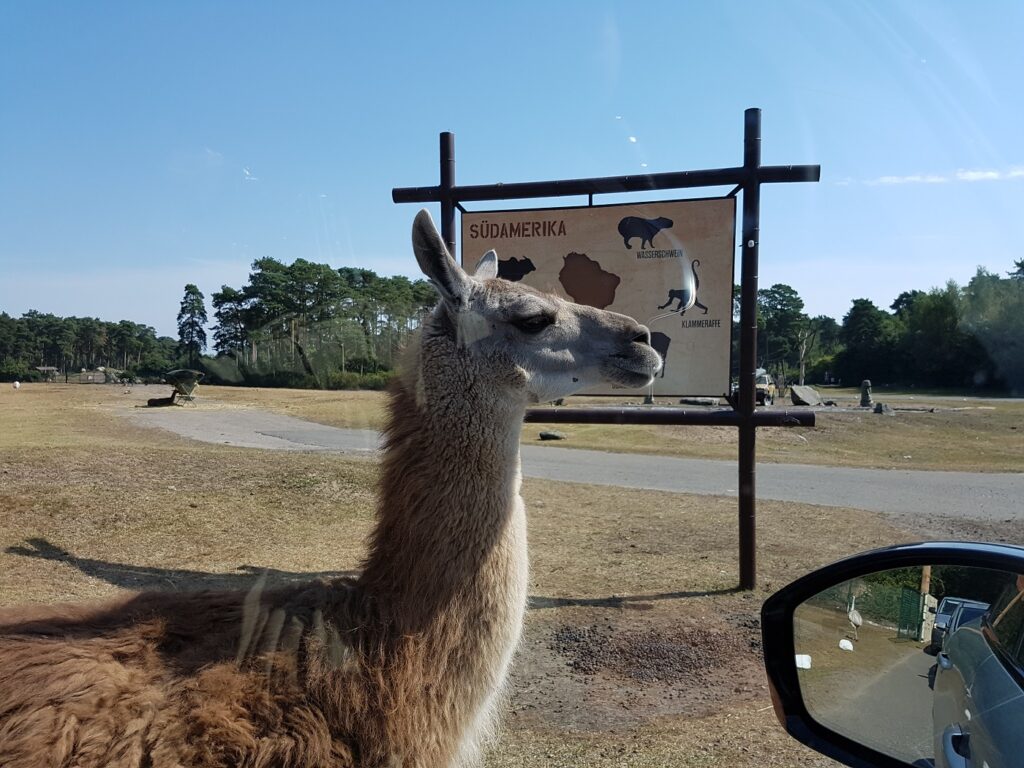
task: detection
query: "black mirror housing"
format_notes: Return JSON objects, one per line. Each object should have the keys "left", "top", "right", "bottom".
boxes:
{"left": 762, "top": 542, "right": 1024, "bottom": 768}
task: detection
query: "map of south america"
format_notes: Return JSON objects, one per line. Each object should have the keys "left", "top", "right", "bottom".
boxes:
{"left": 557, "top": 252, "right": 621, "bottom": 309}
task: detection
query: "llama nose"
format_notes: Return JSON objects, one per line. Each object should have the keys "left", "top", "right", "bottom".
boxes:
{"left": 632, "top": 325, "right": 652, "bottom": 346}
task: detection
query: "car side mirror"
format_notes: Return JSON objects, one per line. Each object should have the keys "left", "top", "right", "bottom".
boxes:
{"left": 762, "top": 542, "right": 1024, "bottom": 768}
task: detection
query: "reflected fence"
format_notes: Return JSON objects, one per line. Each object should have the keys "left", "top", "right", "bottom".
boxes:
{"left": 804, "top": 580, "right": 920, "bottom": 637}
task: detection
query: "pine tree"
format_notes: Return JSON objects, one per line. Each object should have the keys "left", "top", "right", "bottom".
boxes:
{"left": 177, "top": 283, "right": 208, "bottom": 368}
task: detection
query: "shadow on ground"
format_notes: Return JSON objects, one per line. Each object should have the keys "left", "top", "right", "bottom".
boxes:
{"left": 5, "top": 538, "right": 358, "bottom": 592}
{"left": 528, "top": 589, "right": 740, "bottom": 609}
{"left": 6, "top": 538, "right": 736, "bottom": 608}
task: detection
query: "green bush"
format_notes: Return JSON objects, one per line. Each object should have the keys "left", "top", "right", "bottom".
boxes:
{"left": 325, "top": 370, "right": 393, "bottom": 390}
{"left": 244, "top": 371, "right": 321, "bottom": 389}
{"left": 0, "top": 360, "right": 43, "bottom": 383}
{"left": 804, "top": 354, "right": 837, "bottom": 385}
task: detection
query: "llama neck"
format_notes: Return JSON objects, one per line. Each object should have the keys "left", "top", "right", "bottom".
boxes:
{"left": 359, "top": 334, "right": 528, "bottom": 629}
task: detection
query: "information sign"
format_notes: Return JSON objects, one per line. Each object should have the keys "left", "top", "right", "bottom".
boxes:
{"left": 462, "top": 198, "right": 736, "bottom": 396}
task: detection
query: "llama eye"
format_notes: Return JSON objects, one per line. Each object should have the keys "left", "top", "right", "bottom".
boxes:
{"left": 511, "top": 315, "right": 553, "bottom": 334}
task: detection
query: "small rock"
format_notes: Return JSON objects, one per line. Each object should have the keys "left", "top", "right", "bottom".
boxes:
{"left": 873, "top": 402, "right": 894, "bottom": 416}
{"left": 789, "top": 385, "right": 822, "bottom": 406}
{"left": 539, "top": 430, "right": 567, "bottom": 441}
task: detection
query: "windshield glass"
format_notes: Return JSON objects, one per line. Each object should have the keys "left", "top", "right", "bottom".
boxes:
{"left": 2, "top": 5, "right": 1022, "bottom": 767}
{"left": 939, "top": 598, "right": 965, "bottom": 615}
{"left": 955, "top": 605, "right": 989, "bottom": 629}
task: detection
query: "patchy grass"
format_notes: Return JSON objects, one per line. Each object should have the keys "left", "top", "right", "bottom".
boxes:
{"left": 484, "top": 707, "right": 842, "bottom": 767}
{"left": 190, "top": 384, "right": 389, "bottom": 432}
{"left": 0, "top": 383, "right": 996, "bottom": 766}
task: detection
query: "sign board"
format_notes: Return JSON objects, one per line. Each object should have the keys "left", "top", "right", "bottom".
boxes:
{"left": 461, "top": 197, "right": 736, "bottom": 396}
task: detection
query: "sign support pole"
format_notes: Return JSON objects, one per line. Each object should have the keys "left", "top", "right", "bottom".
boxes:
{"left": 440, "top": 132, "right": 457, "bottom": 256}
{"left": 738, "top": 108, "right": 762, "bottom": 590}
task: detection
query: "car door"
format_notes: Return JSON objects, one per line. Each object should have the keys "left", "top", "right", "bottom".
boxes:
{"left": 934, "top": 623, "right": 986, "bottom": 767}
{"left": 934, "top": 583, "right": 1024, "bottom": 768}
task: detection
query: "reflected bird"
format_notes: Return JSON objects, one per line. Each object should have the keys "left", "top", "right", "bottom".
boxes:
{"left": 848, "top": 594, "right": 863, "bottom": 641}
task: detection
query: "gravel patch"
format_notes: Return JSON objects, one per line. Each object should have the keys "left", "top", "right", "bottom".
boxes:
{"left": 549, "top": 616, "right": 761, "bottom": 685}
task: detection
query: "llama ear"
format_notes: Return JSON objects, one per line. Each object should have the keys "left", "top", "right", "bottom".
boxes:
{"left": 473, "top": 250, "right": 499, "bottom": 280}
{"left": 412, "top": 209, "right": 470, "bottom": 308}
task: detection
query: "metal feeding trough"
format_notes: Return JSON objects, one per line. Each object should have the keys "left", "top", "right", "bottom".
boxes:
{"left": 159, "top": 370, "right": 203, "bottom": 405}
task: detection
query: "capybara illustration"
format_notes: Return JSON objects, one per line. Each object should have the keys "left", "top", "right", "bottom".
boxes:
{"left": 617, "top": 216, "right": 673, "bottom": 249}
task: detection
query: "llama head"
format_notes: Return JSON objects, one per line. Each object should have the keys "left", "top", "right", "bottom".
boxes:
{"left": 412, "top": 209, "right": 662, "bottom": 403}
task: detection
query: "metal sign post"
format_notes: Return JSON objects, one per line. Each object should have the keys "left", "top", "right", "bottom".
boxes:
{"left": 739, "top": 108, "right": 763, "bottom": 590}
{"left": 394, "top": 108, "right": 820, "bottom": 590}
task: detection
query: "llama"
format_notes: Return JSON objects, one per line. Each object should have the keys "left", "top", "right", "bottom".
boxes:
{"left": 0, "top": 209, "right": 661, "bottom": 768}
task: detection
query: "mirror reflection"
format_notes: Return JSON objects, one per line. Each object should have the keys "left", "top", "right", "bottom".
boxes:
{"left": 793, "top": 565, "right": 1024, "bottom": 767}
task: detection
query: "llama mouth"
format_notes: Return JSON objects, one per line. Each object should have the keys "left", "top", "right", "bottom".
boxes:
{"left": 604, "top": 359, "right": 659, "bottom": 388}
{"left": 606, "top": 345, "right": 662, "bottom": 386}
{"left": 612, "top": 371, "right": 656, "bottom": 388}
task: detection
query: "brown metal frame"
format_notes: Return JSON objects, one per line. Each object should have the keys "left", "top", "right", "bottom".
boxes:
{"left": 393, "top": 108, "right": 820, "bottom": 589}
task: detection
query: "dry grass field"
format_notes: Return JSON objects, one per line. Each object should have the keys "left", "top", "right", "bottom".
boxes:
{"left": 0, "top": 382, "right": 1018, "bottom": 765}
{"left": 197, "top": 385, "right": 1024, "bottom": 472}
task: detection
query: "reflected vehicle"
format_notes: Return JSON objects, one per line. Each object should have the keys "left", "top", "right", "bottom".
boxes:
{"left": 761, "top": 543, "right": 1024, "bottom": 768}
{"left": 933, "top": 580, "right": 1024, "bottom": 768}
{"left": 929, "top": 596, "right": 980, "bottom": 652}
{"left": 940, "top": 599, "right": 988, "bottom": 650}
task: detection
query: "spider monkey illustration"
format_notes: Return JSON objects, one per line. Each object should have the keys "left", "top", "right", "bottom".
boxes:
{"left": 656, "top": 259, "right": 709, "bottom": 315}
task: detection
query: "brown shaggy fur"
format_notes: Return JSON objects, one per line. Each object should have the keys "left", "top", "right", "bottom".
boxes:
{"left": 0, "top": 350, "right": 520, "bottom": 768}
{"left": 0, "top": 211, "right": 658, "bottom": 767}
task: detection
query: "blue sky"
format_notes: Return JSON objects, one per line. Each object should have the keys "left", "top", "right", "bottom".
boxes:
{"left": 2, "top": 2, "right": 1022, "bottom": 338}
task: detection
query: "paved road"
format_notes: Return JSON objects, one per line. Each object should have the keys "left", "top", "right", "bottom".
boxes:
{"left": 809, "top": 646, "right": 935, "bottom": 765}
{"left": 129, "top": 408, "right": 1023, "bottom": 523}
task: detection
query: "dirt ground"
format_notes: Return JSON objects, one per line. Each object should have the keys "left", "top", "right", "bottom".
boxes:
{"left": 0, "top": 383, "right": 1017, "bottom": 766}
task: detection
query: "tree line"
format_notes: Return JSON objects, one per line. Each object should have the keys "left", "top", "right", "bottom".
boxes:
{"left": 0, "top": 258, "right": 436, "bottom": 388}
{"left": 3, "top": 257, "right": 1022, "bottom": 394}
{"left": 0, "top": 311, "right": 178, "bottom": 382}
{"left": 192, "top": 258, "right": 437, "bottom": 389}
{"left": 748, "top": 261, "right": 1023, "bottom": 394}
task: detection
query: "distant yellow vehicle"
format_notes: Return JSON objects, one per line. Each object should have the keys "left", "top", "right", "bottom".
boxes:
{"left": 755, "top": 371, "right": 777, "bottom": 406}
